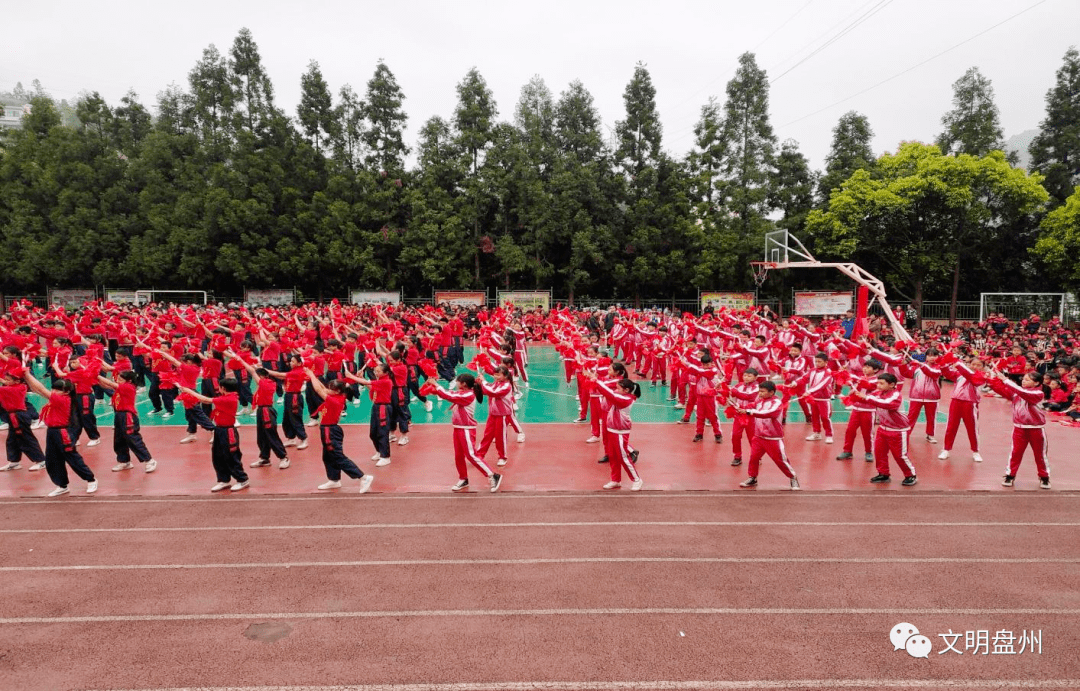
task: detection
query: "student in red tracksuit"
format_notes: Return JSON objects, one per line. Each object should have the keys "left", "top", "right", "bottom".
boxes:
{"left": 237, "top": 359, "right": 289, "bottom": 470}
{"left": 304, "top": 374, "right": 373, "bottom": 493}
{"left": 779, "top": 343, "right": 811, "bottom": 424}
{"left": 987, "top": 370, "right": 1050, "bottom": 489}
{"left": 799, "top": 353, "right": 835, "bottom": 443}
{"left": 179, "top": 378, "right": 250, "bottom": 493}
{"left": 476, "top": 365, "right": 516, "bottom": 467}
{"left": 586, "top": 372, "right": 643, "bottom": 491}
{"left": 837, "top": 358, "right": 881, "bottom": 463}
{"left": 432, "top": 373, "right": 502, "bottom": 492}
{"left": 737, "top": 381, "right": 800, "bottom": 490}
{"left": 939, "top": 357, "right": 986, "bottom": 463}
{"left": 276, "top": 354, "right": 309, "bottom": 449}
{"left": 24, "top": 372, "right": 97, "bottom": 497}
{"left": 96, "top": 370, "right": 156, "bottom": 473}
{"left": 903, "top": 349, "right": 943, "bottom": 443}
{"left": 683, "top": 353, "right": 723, "bottom": 443}
{"left": 728, "top": 368, "right": 760, "bottom": 466}
{"left": 855, "top": 373, "right": 918, "bottom": 486}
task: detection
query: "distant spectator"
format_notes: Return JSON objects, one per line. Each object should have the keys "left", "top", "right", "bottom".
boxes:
{"left": 841, "top": 310, "right": 856, "bottom": 339}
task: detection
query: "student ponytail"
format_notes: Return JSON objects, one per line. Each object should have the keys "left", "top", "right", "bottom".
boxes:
{"left": 457, "top": 373, "right": 484, "bottom": 403}
{"left": 619, "top": 377, "right": 642, "bottom": 399}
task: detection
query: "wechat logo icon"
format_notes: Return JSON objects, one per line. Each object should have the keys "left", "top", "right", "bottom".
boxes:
{"left": 891, "top": 623, "right": 932, "bottom": 658}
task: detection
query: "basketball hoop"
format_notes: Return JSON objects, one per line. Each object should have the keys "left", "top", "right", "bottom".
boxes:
{"left": 751, "top": 262, "right": 775, "bottom": 288}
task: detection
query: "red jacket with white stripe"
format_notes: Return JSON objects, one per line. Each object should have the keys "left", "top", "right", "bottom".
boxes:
{"left": 594, "top": 379, "right": 634, "bottom": 434}
{"left": 747, "top": 396, "right": 784, "bottom": 439}
{"left": 480, "top": 379, "right": 514, "bottom": 417}
{"left": 800, "top": 366, "right": 834, "bottom": 401}
{"left": 862, "top": 389, "right": 909, "bottom": 431}
{"left": 903, "top": 361, "right": 942, "bottom": 402}
{"left": 987, "top": 377, "right": 1045, "bottom": 427}
{"left": 433, "top": 386, "right": 478, "bottom": 428}
{"left": 943, "top": 362, "right": 983, "bottom": 404}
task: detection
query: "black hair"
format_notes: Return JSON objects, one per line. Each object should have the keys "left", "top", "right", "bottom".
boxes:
{"left": 221, "top": 378, "right": 239, "bottom": 393}
{"left": 456, "top": 372, "right": 484, "bottom": 403}
{"left": 700, "top": 353, "right": 713, "bottom": 365}
{"left": 758, "top": 380, "right": 776, "bottom": 393}
{"left": 327, "top": 338, "right": 342, "bottom": 348}
{"left": 790, "top": 342, "right": 802, "bottom": 351}
{"left": 618, "top": 378, "right": 642, "bottom": 399}
{"left": 255, "top": 367, "right": 270, "bottom": 378}
{"left": 327, "top": 378, "right": 355, "bottom": 401}
{"left": 611, "top": 361, "right": 629, "bottom": 378}
{"left": 864, "top": 358, "right": 884, "bottom": 371}
{"left": 119, "top": 370, "right": 138, "bottom": 384}
{"left": 744, "top": 367, "right": 758, "bottom": 377}
{"left": 814, "top": 352, "right": 829, "bottom": 362}
{"left": 182, "top": 353, "right": 203, "bottom": 366}
{"left": 877, "top": 373, "right": 898, "bottom": 385}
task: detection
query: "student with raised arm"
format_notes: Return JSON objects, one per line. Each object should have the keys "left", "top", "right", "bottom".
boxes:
{"left": 22, "top": 371, "right": 97, "bottom": 497}
{"left": 475, "top": 364, "right": 517, "bottom": 468}
{"left": 96, "top": 370, "right": 157, "bottom": 473}
{"left": 234, "top": 355, "right": 289, "bottom": 470}
{"left": 342, "top": 363, "right": 393, "bottom": 467}
{"left": 155, "top": 349, "right": 214, "bottom": 444}
{"left": 854, "top": 373, "right": 918, "bottom": 486}
{"left": 177, "top": 378, "right": 249, "bottom": 493}
{"left": 583, "top": 367, "right": 644, "bottom": 491}
{"left": 735, "top": 380, "right": 800, "bottom": 490}
{"left": 902, "top": 347, "right": 943, "bottom": 443}
{"left": 798, "top": 352, "right": 835, "bottom": 443}
{"left": 837, "top": 359, "right": 882, "bottom": 463}
{"left": 0, "top": 359, "right": 46, "bottom": 472}
{"left": 303, "top": 368, "right": 373, "bottom": 493}
{"left": 939, "top": 356, "right": 986, "bottom": 463}
{"left": 987, "top": 369, "right": 1051, "bottom": 489}
{"left": 430, "top": 373, "right": 503, "bottom": 493}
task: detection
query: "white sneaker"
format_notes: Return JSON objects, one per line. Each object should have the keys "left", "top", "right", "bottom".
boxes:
{"left": 424, "top": 400, "right": 433, "bottom": 413}
{"left": 630, "top": 479, "right": 643, "bottom": 491}
{"left": 585, "top": 436, "right": 600, "bottom": 443}
{"left": 318, "top": 480, "right": 342, "bottom": 490}
{"left": 451, "top": 479, "right": 469, "bottom": 492}
{"left": 48, "top": 486, "right": 69, "bottom": 497}
{"left": 824, "top": 436, "right": 834, "bottom": 444}
{"left": 233, "top": 420, "right": 240, "bottom": 427}
{"left": 497, "top": 458, "right": 508, "bottom": 467}
{"left": 230, "top": 480, "right": 249, "bottom": 491}
{"left": 972, "top": 452, "right": 983, "bottom": 463}
{"left": 516, "top": 433, "right": 525, "bottom": 443}
{"left": 179, "top": 434, "right": 197, "bottom": 444}
{"left": 284, "top": 439, "right": 298, "bottom": 447}
{"left": 0, "top": 462, "right": 21, "bottom": 471}
{"left": 145, "top": 459, "right": 157, "bottom": 473}
{"left": 112, "top": 462, "right": 133, "bottom": 472}
{"left": 305, "top": 419, "right": 319, "bottom": 427}
{"left": 790, "top": 477, "right": 801, "bottom": 491}
{"left": 603, "top": 481, "right": 621, "bottom": 489}
{"left": 389, "top": 434, "right": 398, "bottom": 442}
{"left": 250, "top": 458, "right": 271, "bottom": 467}
{"left": 296, "top": 440, "right": 309, "bottom": 450}
{"left": 805, "top": 433, "right": 822, "bottom": 441}
{"left": 358, "top": 475, "right": 374, "bottom": 493}
{"left": 0, "top": 423, "right": 7, "bottom": 431}
{"left": 86, "top": 480, "right": 98, "bottom": 494}
{"left": 31, "top": 420, "right": 45, "bottom": 429}
{"left": 28, "top": 461, "right": 46, "bottom": 471}
{"left": 371, "top": 453, "right": 381, "bottom": 461}
{"left": 397, "top": 436, "right": 409, "bottom": 446}
{"left": 938, "top": 450, "right": 950, "bottom": 460}
{"left": 278, "top": 458, "right": 290, "bottom": 469}
{"left": 926, "top": 436, "right": 937, "bottom": 444}
{"left": 210, "top": 482, "right": 230, "bottom": 492}
{"left": 375, "top": 457, "right": 391, "bottom": 467}
{"left": 162, "top": 413, "right": 173, "bottom": 420}
{"left": 86, "top": 439, "right": 102, "bottom": 447}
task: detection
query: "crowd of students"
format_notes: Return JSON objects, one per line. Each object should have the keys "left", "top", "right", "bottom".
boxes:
{"left": 0, "top": 298, "right": 1073, "bottom": 496}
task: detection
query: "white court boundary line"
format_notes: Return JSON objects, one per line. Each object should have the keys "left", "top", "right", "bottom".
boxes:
{"left": 2, "top": 491, "right": 1076, "bottom": 506}
{"left": 83, "top": 682, "right": 1080, "bottom": 691}
{"left": 5, "top": 607, "right": 1080, "bottom": 625}
{"left": 3, "top": 556, "right": 1076, "bottom": 572}
{"left": 4, "top": 520, "right": 1079, "bottom": 534}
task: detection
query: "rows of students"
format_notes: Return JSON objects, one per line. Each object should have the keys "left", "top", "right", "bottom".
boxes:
{"left": 0, "top": 299, "right": 1065, "bottom": 494}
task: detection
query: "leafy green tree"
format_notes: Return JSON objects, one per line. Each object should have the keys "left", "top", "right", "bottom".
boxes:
{"left": 297, "top": 60, "right": 336, "bottom": 154}
{"left": 230, "top": 28, "right": 277, "bottom": 137}
{"left": 769, "top": 139, "right": 815, "bottom": 234}
{"left": 110, "top": 90, "right": 153, "bottom": 157}
{"left": 332, "top": 84, "right": 365, "bottom": 170}
{"left": 687, "top": 96, "right": 725, "bottom": 210}
{"left": 615, "top": 62, "right": 662, "bottom": 177}
{"left": 453, "top": 68, "right": 498, "bottom": 284}
{"left": 363, "top": 61, "right": 408, "bottom": 175}
{"left": 1030, "top": 47, "right": 1080, "bottom": 205}
{"left": 187, "top": 44, "right": 237, "bottom": 158}
{"left": 1031, "top": 188, "right": 1080, "bottom": 291}
{"left": 818, "top": 111, "right": 874, "bottom": 204}
{"left": 936, "top": 67, "right": 1006, "bottom": 158}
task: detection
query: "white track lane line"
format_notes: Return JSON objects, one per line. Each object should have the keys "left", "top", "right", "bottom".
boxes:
{"left": 83, "top": 682, "right": 1080, "bottom": 691}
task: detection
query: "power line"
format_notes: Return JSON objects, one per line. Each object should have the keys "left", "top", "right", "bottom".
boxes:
{"left": 764, "top": 0, "right": 879, "bottom": 76}
{"left": 778, "top": 0, "right": 1049, "bottom": 128}
{"left": 770, "top": 0, "right": 894, "bottom": 84}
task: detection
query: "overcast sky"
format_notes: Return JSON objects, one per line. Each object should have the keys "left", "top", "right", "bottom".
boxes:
{"left": 5, "top": 0, "right": 1078, "bottom": 170}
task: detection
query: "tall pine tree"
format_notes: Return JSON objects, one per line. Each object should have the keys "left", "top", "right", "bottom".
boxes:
{"left": 935, "top": 67, "right": 1006, "bottom": 157}
{"left": 1030, "top": 47, "right": 1080, "bottom": 205}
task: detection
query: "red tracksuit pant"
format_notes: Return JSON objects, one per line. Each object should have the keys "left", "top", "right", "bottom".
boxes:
{"left": 731, "top": 414, "right": 754, "bottom": 459}
{"left": 695, "top": 394, "right": 721, "bottom": 437}
{"left": 748, "top": 437, "right": 795, "bottom": 479}
{"left": 943, "top": 399, "right": 979, "bottom": 452}
{"left": 604, "top": 430, "right": 640, "bottom": 483}
{"left": 907, "top": 400, "right": 938, "bottom": 437}
{"left": 874, "top": 429, "right": 916, "bottom": 478}
{"left": 843, "top": 410, "right": 874, "bottom": 454}
{"left": 453, "top": 427, "right": 493, "bottom": 481}
{"left": 809, "top": 398, "right": 833, "bottom": 436}
{"left": 478, "top": 414, "right": 509, "bottom": 461}
{"left": 1007, "top": 426, "right": 1048, "bottom": 478}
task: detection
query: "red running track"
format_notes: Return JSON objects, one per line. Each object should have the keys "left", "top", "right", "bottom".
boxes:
{"left": 0, "top": 388, "right": 1075, "bottom": 497}
{"left": 0, "top": 493, "right": 1077, "bottom": 690}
